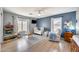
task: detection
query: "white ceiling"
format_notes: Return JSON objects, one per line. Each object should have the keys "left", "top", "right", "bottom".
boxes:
{"left": 3, "top": 7, "right": 78, "bottom": 18}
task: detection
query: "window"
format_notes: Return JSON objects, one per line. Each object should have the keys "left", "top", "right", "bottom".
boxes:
{"left": 51, "top": 17, "right": 62, "bottom": 33}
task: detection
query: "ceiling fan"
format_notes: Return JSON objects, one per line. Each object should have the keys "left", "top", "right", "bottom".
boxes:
{"left": 37, "top": 10, "right": 43, "bottom": 16}
{"left": 29, "top": 8, "right": 47, "bottom": 16}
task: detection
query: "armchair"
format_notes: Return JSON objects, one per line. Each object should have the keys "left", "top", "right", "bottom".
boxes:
{"left": 34, "top": 27, "right": 44, "bottom": 35}
{"left": 49, "top": 32, "right": 60, "bottom": 42}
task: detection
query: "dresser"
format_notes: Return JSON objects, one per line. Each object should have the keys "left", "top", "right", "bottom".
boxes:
{"left": 71, "top": 35, "right": 79, "bottom": 52}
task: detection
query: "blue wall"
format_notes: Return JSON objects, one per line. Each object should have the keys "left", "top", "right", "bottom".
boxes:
{"left": 37, "top": 11, "right": 76, "bottom": 34}
{"left": 37, "top": 17, "right": 51, "bottom": 31}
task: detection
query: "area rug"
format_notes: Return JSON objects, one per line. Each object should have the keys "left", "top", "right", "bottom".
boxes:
{"left": 27, "top": 34, "right": 43, "bottom": 45}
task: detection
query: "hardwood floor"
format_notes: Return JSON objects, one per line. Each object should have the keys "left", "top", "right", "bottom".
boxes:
{"left": 26, "top": 39, "right": 71, "bottom": 52}
{"left": 1, "top": 36, "right": 71, "bottom": 52}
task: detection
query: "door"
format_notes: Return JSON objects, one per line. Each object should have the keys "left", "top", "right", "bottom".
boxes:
{"left": 17, "top": 20, "right": 22, "bottom": 32}
{"left": 17, "top": 18, "right": 28, "bottom": 33}
{"left": 23, "top": 20, "right": 28, "bottom": 32}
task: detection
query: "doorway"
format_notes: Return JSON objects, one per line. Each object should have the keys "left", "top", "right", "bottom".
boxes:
{"left": 17, "top": 18, "right": 28, "bottom": 33}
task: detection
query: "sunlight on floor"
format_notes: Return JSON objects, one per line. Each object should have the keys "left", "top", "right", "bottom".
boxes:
{"left": 58, "top": 42, "right": 63, "bottom": 51}
{"left": 17, "top": 38, "right": 29, "bottom": 51}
